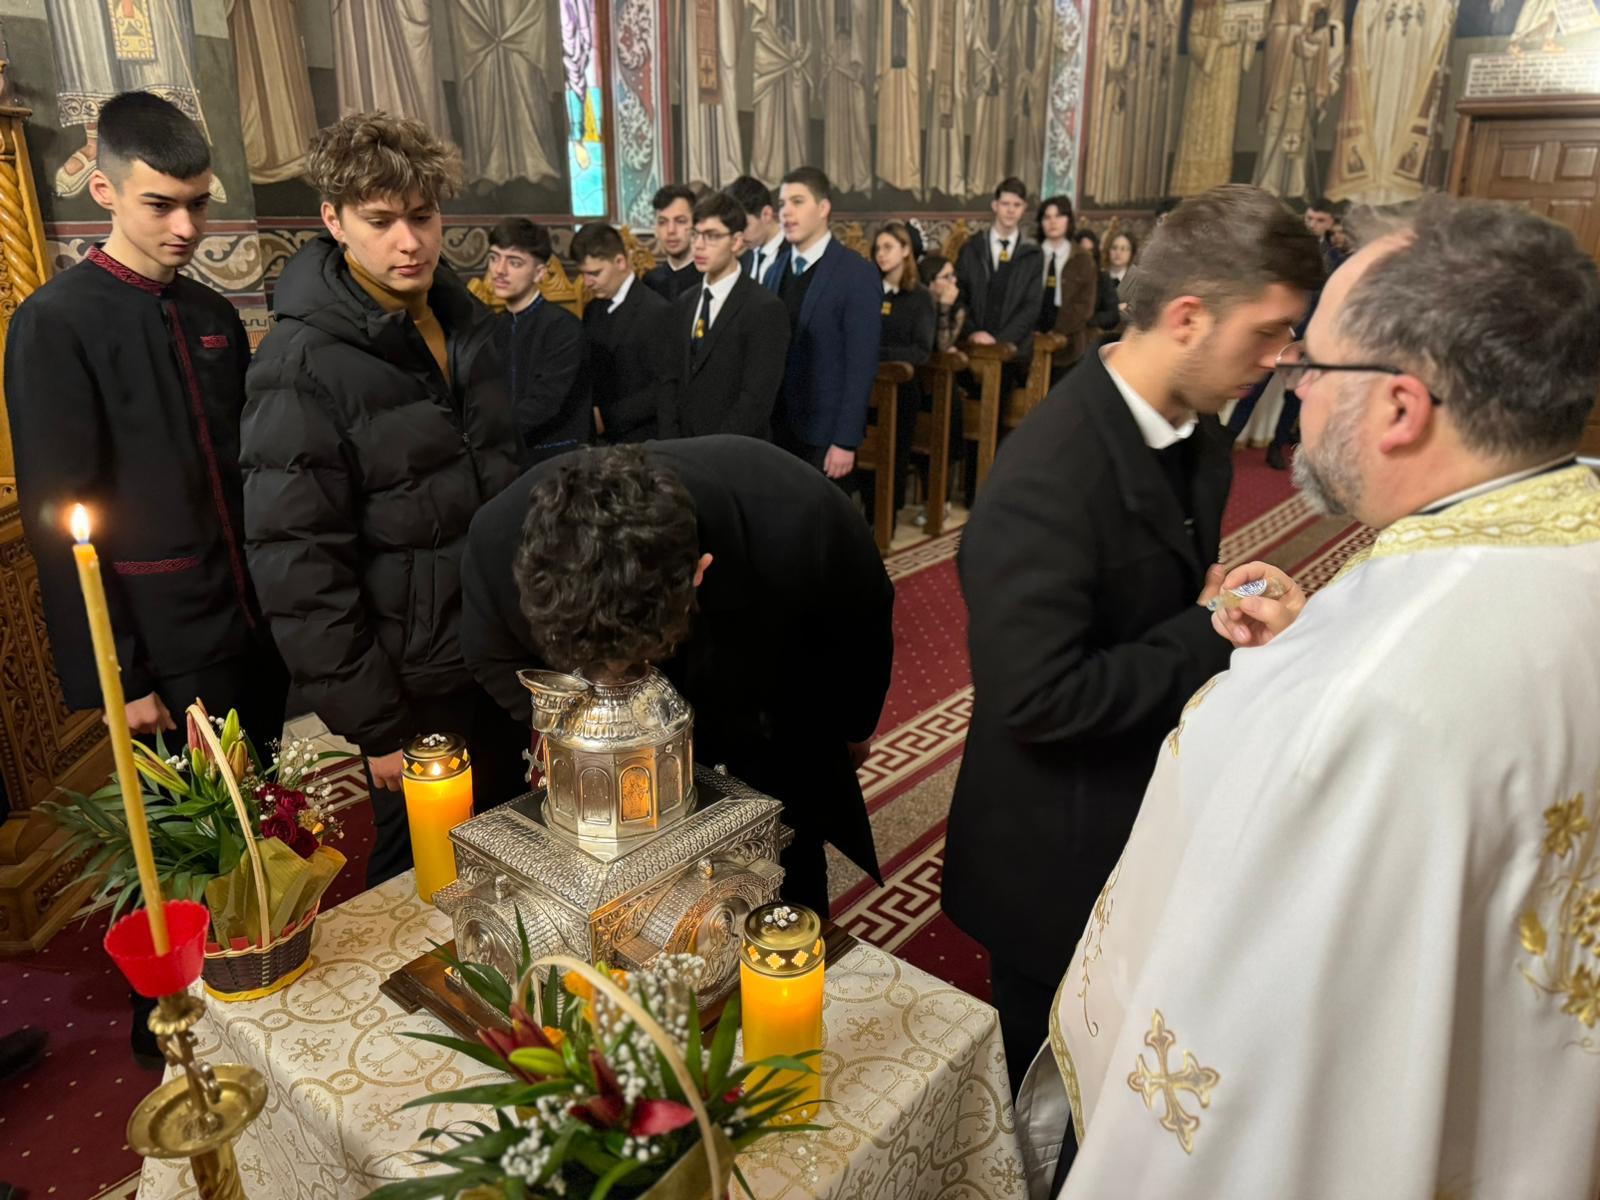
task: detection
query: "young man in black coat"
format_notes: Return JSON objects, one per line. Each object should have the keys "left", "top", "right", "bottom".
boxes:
{"left": 487, "top": 218, "right": 587, "bottom": 465}
{"left": 9, "top": 92, "right": 288, "bottom": 747}
{"left": 242, "top": 113, "right": 528, "bottom": 887}
{"left": 7, "top": 92, "right": 290, "bottom": 1069}
{"left": 661, "top": 191, "right": 789, "bottom": 440}
{"left": 956, "top": 177, "right": 1045, "bottom": 373}
{"left": 944, "top": 186, "right": 1324, "bottom": 1098}
{"left": 573, "top": 223, "right": 677, "bottom": 443}
{"left": 459, "top": 439, "right": 895, "bottom": 915}
{"left": 642, "top": 184, "right": 702, "bottom": 301}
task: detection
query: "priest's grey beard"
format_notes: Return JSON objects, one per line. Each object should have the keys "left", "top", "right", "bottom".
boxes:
{"left": 1292, "top": 388, "right": 1365, "bottom": 517}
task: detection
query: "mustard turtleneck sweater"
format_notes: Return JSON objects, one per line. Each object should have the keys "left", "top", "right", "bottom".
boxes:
{"left": 345, "top": 251, "right": 448, "bottom": 378}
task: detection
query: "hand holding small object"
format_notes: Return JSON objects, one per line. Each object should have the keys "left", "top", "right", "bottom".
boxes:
{"left": 1209, "top": 562, "right": 1305, "bottom": 648}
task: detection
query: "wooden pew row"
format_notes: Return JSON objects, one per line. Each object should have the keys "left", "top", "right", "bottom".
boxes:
{"left": 857, "top": 361, "right": 915, "bottom": 555}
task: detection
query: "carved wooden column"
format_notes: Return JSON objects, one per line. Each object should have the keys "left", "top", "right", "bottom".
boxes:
{"left": 0, "top": 103, "right": 112, "bottom": 954}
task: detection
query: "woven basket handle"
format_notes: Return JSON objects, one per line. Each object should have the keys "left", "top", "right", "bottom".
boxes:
{"left": 187, "top": 703, "right": 272, "bottom": 948}
{"left": 523, "top": 955, "right": 724, "bottom": 1191}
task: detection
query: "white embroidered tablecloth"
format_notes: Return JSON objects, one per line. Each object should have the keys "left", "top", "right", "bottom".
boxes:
{"left": 137, "top": 873, "right": 1024, "bottom": 1199}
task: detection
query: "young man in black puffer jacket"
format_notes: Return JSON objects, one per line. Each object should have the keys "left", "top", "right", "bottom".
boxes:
{"left": 243, "top": 112, "right": 527, "bottom": 887}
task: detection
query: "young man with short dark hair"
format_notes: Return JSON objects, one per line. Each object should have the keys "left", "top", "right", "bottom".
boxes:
{"left": 956, "top": 176, "right": 1044, "bottom": 368}
{"left": 243, "top": 112, "right": 527, "bottom": 887}
{"left": 488, "top": 218, "right": 587, "bottom": 465}
{"left": 946, "top": 185, "right": 1325, "bottom": 1096}
{"left": 761, "top": 166, "right": 882, "bottom": 483}
{"left": 728, "top": 174, "right": 784, "bottom": 282}
{"left": 643, "top": 184, "right": 702, "bottom": 300}
{"left": 572, "top": 222, "right": 677, "bottom": 443}
{"left": 7, "top": 90, "right": 289, "bottom": 1069}
{"left": 9, "top": 90, "right": 288, "bottom": 747}
{"left": 662, "top": 191, "right": 789, "bottom": 439}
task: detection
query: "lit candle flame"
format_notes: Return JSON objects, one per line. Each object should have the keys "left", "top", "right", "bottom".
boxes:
{"left": 430, "top": 762, "right": 442, "bottom": 776}
{"left": 70, "top": 504, "right": 91, "bottom": 545}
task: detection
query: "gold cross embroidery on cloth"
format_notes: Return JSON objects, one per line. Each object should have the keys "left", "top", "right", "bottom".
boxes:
{"left": 1127, "top": 1009, "right": 1220, "bottom": 1154}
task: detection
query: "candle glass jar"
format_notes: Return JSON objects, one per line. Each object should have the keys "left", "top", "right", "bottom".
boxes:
{"left": 402, "top": 733, "right": 474, "bottom": 904}
{"left": 739, "top": 902, "right": 824, "bottom": 1122}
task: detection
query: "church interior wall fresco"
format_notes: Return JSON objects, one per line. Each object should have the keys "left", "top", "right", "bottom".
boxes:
{"left": 1077, "top": 0, "right": 1600, "bottom": 211}
{"left": 6, "top": 0, "right": 1595, "bottom": 331}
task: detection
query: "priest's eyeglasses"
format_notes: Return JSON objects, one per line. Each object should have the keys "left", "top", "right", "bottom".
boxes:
{"left": 1273, "top": 341, "right": 1441, "bottom": 404}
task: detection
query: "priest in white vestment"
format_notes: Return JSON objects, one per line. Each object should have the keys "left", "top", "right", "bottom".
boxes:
{"left": 1019, "top": 195, "right": 1600, "bottom": 1199}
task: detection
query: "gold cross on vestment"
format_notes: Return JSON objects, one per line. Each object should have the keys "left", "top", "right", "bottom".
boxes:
{"left": 1127, "top": 1009, "right": 1221, "bottom": 1154}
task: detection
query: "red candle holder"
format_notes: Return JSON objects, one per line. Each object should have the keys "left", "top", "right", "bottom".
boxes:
{"left": 105, "top": 899, "right": 210, "bottom": 997}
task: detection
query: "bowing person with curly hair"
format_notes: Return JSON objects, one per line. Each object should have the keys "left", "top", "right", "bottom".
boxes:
{"left": 460, "top": 439, "right": 896, "bottom": 913}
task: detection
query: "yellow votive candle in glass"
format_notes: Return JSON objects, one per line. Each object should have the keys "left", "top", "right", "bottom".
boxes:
{"left": 740, "top": 902, "right": 824, "bottom": 1122}
{"left": 70, "top": 505, "right": 169, "bottom": 954}
{"left": 401, "top": 732, "right": 474, "bottom": 904}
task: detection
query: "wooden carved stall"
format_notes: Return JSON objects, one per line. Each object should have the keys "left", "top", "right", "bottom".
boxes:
{"left": 0, "top": 103, "right": 113, "bottom": 955}
{"left": 1449, "top": 95, "right": 1600, "bottom": 458}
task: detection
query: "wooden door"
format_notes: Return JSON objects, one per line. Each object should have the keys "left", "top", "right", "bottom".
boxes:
{"left": 1452, "top": 98, "right": 1600, "bottom": 456}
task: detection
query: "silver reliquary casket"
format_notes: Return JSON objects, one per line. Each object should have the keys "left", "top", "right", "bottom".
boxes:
{"left": 433, "top": 666, "right": 791, "bottom": 1005}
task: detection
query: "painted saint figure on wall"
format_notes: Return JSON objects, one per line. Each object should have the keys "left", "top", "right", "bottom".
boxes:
{"left": 679, "top": 0, "right": 745, "bottom": 187}
{"left": 331, "top": 0, "right": 448, "bottom": 133}
{"left": 875, "top": 0, "right": 922, "bottom": 192}
{"left": 1168, "top": 0, "right": 1256, "bottom": 196}
{"left": 1253, "top": 0, "right": 1344, "bottom": 200}
{"left": 821, "top": 0, "right": 874, "bottom": 193}
{"left": 47, "top": 0, "right": 221, "bottom": 200}
{"left": 750, "top": 0, "right": 814, "bottom": 184}
{"left": 446, "top": 0, "right": 563, "bottom": 187}
{"left": 925, "top": 0, "right": 973, "bottom": 198}
{"left": 227, "top": 0, "right": 318, "bottom": 185}
{"left": 1013, "top": 0, "right": 1057, "bottom": 190}
{"left": 968, "top": 0, "right": 1015, "bottom": 189}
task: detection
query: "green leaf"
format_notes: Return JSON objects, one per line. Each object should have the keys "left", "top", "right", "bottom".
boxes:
{"left": 685, "top": 1001, "right": 706, "bottom": 1097}
{"left": 706, "top": 991, "right": 740, "bottom": 1098}
{"left": 587, "top": 1157, "right": 640, "bottom": 1200}
{"left": 402, "top": 1031, "right": 511, "bottom": 1074}
{"left": 732, "top": 1163, "right": 757, "bottom": 1199}
{"left": 541, "top": 957, "right": 563, "bottom": 1028}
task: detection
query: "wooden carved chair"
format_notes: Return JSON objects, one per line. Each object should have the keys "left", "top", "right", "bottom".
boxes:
{"left": 469, "top": 253, "right": 588, "bottom": 319}
{"left": 620, "top": 226, "right": 657, "bottom": 278}
{"left": 858, "top": 361, "right": 915, "bottom": 555}
{"left": 959, "top": 339, "right": 1018, "bottom": 491}
{"left": 912, "top": 348, "right": 967, "bottom": 536}
{"left": 941, "top": 218, "right": 973, "bottom": 263}
{"left": 837, "top": 221, "right": 871, "bottom": 259}
{"left": 1004, "top": 332, "right": 1067, "bottom": 431}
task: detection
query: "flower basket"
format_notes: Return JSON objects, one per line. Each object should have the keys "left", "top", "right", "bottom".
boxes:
{"left": 185, "top": 703, "right": 318, "bottom": 1003}
{"left": 536, "top": 957, "right": 735, "bottom": 1200}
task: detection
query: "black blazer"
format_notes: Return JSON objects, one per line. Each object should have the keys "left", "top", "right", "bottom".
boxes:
{"left": 878, "top": 286, "right": 936, "bottom": 365}
{"left": 643, "top": 260, "right": 703, "bottom": 302}
{"left": 956, "top": 232, "right": 1044, "bottom": 359}
{"left": 460, "top": 435, "right": 895, "bottom": 880}
{"left": 495, "top": 299, "right": 588, "bottom": 465}
{"left": 1089, "top": 270, "right": 1123, "bottom": 333}
{"left": 581, "top": 280, "right": 677, "bottom": 442}
{"left": 661, "top": 273, "right": 790, "bottom": 439}
{"left": 942, "top": 350, "right": 1234, "bottom": 981}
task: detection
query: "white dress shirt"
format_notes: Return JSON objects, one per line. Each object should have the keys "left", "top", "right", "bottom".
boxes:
{"left": 607, "top": 272, "right": 635, "bottom": 314}
{"left": 1041, "top": 239, "right": 1072, "bottom": 306}
{"left": 749, "top": 230, "right": 785, "bottom": 281}
{"left": 990, "top": 226, "right": 1019, "bottom": 270}
{"left": 697, "top": 267, "right": 741, "bottom": 332}
{"left": 790, "top": 231, "right": 833, "bottom": 274}
{"left": 1100, "top": 346, "right": 1198, "bottom": 449}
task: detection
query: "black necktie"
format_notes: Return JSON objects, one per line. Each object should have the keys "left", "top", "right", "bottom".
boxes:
{"left": 1047, "top": 252, "right": 1059, "bottom": 291}
{"left": 998, "top": 238, "right": 1011, "bottom": 265}
{"left": 753, "top": 249, "right": 765, "bottom": 280}
{"left": 692, "top": 288, "right": 713, "bottom": 352}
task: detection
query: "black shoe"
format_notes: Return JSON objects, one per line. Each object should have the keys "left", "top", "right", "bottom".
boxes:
{"left": 131, "top": 989, "right": 164, "bottom": 1071}
{"left": 0, "top": 1028, "right": 46, "bottom": 1082}
{"left": 1265, "top": 443, "right": 1288, "bottom": 470}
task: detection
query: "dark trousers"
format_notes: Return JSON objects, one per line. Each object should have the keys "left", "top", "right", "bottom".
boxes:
{"left": 150, "top": 632, "right": 290, "bottom": 752}
{"left": 777, "top": 828, "right": 831, "bottom": 918}
{"left": 989, "top": 953, "right": 1060, "bottom": 1097}
{"left": 365, "top": 686, "right": 532, "bottom": 888}
{"left": 1227, "top": 378, "right": 1301, "bottom": 448}
{"left": 775, "top": 422, "right": 864, "bottom": 505}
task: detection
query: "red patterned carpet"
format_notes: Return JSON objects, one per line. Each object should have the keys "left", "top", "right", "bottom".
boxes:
{"left": 0, "top": 445, "right": 1366, "bottom": 1199}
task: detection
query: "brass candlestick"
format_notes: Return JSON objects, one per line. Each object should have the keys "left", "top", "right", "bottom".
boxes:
{"left": 126, "top": 991, "right": 267, "bottom": 1200}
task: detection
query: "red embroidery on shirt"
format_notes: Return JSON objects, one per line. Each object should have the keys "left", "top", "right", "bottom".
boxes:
{"left": 112, "top": 557, "right": 201, "bottom": 576}
{"left": 201, "top": 334, "right": 229, "bottom": 349}
{"left": 86, "top": 245, "right": 166, "bottom": 295}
